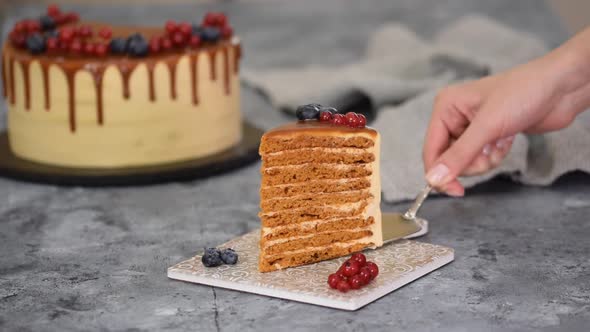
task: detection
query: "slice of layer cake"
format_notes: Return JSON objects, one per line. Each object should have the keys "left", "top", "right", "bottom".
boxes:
{"left": 258, "top": 105, "right": 383, "bottom": 272}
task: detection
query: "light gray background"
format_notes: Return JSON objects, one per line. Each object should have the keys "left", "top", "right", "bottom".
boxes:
{"left": 0, "top": 1, "right": 589, "bottom": 331}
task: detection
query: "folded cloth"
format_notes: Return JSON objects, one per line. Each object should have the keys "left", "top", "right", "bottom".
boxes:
{"left": 244, "top": 14, "right": 590, "bottom": 202}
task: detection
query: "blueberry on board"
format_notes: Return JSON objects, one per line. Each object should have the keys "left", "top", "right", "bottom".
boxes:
{"left": 295, "top": 103, "right": 322, "bottom": 120}
{"left": 110, "top": 37, "right": 127, "bottom": 54}
{"left": 200, "top": 27, "right": 220, "bottom": 42}
{"left": 39, "top": 15, "right": 56, "bottom": 30}
{"left": 26, "top": 33, "right": 46, "bottom": 55}
{"left": 202, "top": 247, "right": 223, "bottom": 267}
{"left": 220, "top": 248, "right": 238, "bottom": 265}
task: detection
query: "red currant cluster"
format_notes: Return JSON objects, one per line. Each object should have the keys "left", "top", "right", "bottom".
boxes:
{"left": 320, "top": 111, "right": 367, "bottom": 128}
{"left": 327, "top": 253, "right": 379, "bottom": 293}
{"left": 50, "top": 25, "right": 112, "bottom": 56}
{"left": 153, "top": 13, "right": 233, "bottom": 53}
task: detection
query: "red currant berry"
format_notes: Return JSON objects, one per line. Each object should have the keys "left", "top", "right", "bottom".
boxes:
{"left": 172, "top": 32, "right": 185, "bottom": 46}
{"left": 328, "top": 273, "right": 342, "bottom": 289}
{"left": 58, "top": 40, "right": 69, "bottom": 52}
{"left": 149, "top": 37, "right": 161, "bottom": 53}
{"left": 188, "top": 35, "right": 201, "bottom": 48}
{"left": 179, "top": 22, "right": 192, "bottom": 36}
{"left": 331, "top": 113, "right": 346, "bottom": 125}
{"left": 319, "top": 111, "right": 333, "bottom": 122}
{"left": 69, "top": 39, "right": 82, "bottom": 54}
{"left": 14, "top": 21, "right": 26, "bottom": 34}
{"left": 366, "top": 262, "right": 379, "bottom": 279}
{"left": 359, "top": 267, "right": 372, "bottom": 285}
{"left": 357, "top": 114, "right": 367, "bottom": 128}
{"left": 345, "top": 112, "right": 359, "bottom": 127}
{"left": 47, "top": 4, "right": 61, "bottom": 17}
{"left": 10, "top": 33, "right": 26, "bottom": 48}
{"left": 77, "top": 25, "right": 93, "bottom": 38}
{"left": 161, "top": 37, "right": 173, "bottom": 50}
{"left": 221, "top": 25, "right": 233, "bottom": 39}
{"left": 54, "top": 14, "right": 68, "bottom": 25}
{"left": 217, "top": 13, "right": 228, "bottom": 27}
{"left": 341, "top": 260, "right": 361, "bottom": 277}
{"left": 336, "top": 280, "right": 350, "bottom": 293}
{"left": 165, "top": 20, "right": 178, "bottom": 34}
{"left": 95, "top": 43, "right": 108, "bottom": 57}
{"left": 46, "top": 37, "right": 58, "bottom": 52}
{"left": 349, "top": 274, "right": 364, "bottom": 290}
{"left": 59, "top": 27, "right": 75, "bottom": 42}
{"left": 83, "top": 42, "right": 95, "bottom": 55}
{"left": 99, "top": 27, "right": 112, "bottom": 40}
{"left": 351, "top": 253, "right": 367, "bottom": 267}
{"left": 26, "top": 20, "right": 41, "bottom": 33}
{"left": 203, "top": 12, "right": 217, "bottom": 26}
{"left": 66, "top": 12, "right": 80, "bottom": 23}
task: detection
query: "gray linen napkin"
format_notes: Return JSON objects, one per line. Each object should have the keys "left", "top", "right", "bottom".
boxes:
{"left": 244, "top": 15, "right": 590, "bottom": 202}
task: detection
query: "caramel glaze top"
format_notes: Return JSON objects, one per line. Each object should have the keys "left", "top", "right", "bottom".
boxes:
{"left": 1, "top": 22, "right": 242, "bottom": 133}
{"left": 264, "top": 120, "right": 378, "bottom": 138}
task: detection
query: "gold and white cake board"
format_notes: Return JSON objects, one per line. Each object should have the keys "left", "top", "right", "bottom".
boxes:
{"left": 168, "top": 220, "right": 454, "bottom": 311}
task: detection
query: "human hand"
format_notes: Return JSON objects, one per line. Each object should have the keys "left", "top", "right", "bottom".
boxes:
{"left": 423, "top": 48, "right": 590, "bottom": 196}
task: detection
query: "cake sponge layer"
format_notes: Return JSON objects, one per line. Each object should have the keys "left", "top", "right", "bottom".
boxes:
{"left": 261, "top": 217, "right": 375, "bottom": 242}
{"left": 262, "top": 164, "right": 372, "bottom": 186}
{"left": 260, "top": 178, "right": 371, "bottom": 199}
{"left": 260, "top": 229, "right": 373, "bottom": 256}
{"left": 262, "top": 149, "right": 375, "bottom": 167}
{"left": 259, "top": 201, "right": 369, "bottom": 227}
{"left": 260, "top": 190, "right": 371, "bottom": 213}
{"left": 260, "top": 136, "right": 374, "bottom": 154}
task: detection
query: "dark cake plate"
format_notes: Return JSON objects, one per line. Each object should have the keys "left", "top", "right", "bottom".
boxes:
{"left": 0, "top": 122, "right": 263, "bottom": 187}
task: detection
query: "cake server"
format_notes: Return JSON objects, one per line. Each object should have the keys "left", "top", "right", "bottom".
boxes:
{"left": 382, "top": 185, "right": 432, "bottom": 244}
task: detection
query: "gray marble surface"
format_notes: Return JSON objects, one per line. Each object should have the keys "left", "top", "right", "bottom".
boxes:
{"left": 1, "top": 1, "right": 589, "bottom": 331}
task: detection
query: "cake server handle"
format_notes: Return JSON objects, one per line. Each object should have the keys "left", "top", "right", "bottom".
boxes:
{"left": 403, "top": 185, "right": 432, "bottom": 220}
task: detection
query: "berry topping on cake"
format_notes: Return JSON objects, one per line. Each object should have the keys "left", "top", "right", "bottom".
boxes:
{"left": 201, "top": 247, "right": 223, "bottom": 267}
{"left": 294, "top": 105, "right": 367, "bottom": 128}
{"left": 295, "top": 103, "right": 322, "bottom": 121}
{"left": 328, "top": 253, "right": 379, "bottom": 292}
{"left": 331, "top": 113, "right": 346, "bottom": 125}
{"left": 9, "top": 7, "right": 236, "bottom": 56}
{"left": 319, "top": 110, "right": 333, "bottom": 122}
{"left": 220, "top": 248, "right": 239, "bottom": 265}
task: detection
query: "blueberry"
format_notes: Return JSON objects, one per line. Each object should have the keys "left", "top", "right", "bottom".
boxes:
{"left": 200, "top": 27, "right": 220, "bottom": 42}
{"left": 127, "top": 34, "right": 149, "bottom": 57}
{"left": 44, "top": 29, "right": 59, "bottom": 38}
{"left": 192, "top": 24, "right": 204, "bottom": 36}
{"left": 26, "top": 33, "right": 46, "bottom": 55}
{"left": 39, "top": 15, "right": 56, "bottom": 30}
{"left": 220, "top": 248, "right": 238, "bottom": 265}
{"left": 295, "top": 103, "right": 322, "bottom": 120}
{"left": 201, "top": 247, "right": 223, "bottom": 267}
{"left": 110, "top": 37, "right": 127, "bottom": 54}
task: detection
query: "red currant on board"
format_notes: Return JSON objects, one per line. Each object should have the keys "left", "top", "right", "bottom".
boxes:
{"left": 366, "top": 262, "right": 379, "bottom": 280}
{"left": 332, "top": 113, "right": 346, "bottom": 125}
{"left": 336, "top": 280, "right": 350, "bottom": 293}
{"left": 99, "top": 27, "right": 112, "bottom": 39}
{"left": 350, "top": 253, "right": 367, "bottom": 266}
{"left": 359, "top": 267, "right": 372, "bottom": 285}
{"left": 357, "top": 114, "right": 367, "bottom": 128}
{"left": 341, "top": 260, "right": 360, "bottom": 277}
{"left": 349, "top": 274, "right": 364, "bottom": 290}
{"left": 319, "top": 111, "right": 332, "bottom": 122}
{"left": 328, "top": 273, "right": 342, "bottom": 289}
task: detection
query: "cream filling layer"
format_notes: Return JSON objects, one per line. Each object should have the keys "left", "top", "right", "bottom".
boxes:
{"left": 260, "top": 215, "right": 370, "bottom": 236}
{"left": 263, "top": 163, "right": 370, "bottom": 172}
{"left": 264, "top": 238, "right": 374, "bottom": 260}
{"left": 261, "top": 226, "right": 373, "bottom": 247}
{"left": 263, "top": 189, "right": 370, "bottom": 201}
{"left": 261, "top": 177, "right": 371, "bottom": 189}
{"left": 260, "top": 200, "right": 367, "bottom": 217}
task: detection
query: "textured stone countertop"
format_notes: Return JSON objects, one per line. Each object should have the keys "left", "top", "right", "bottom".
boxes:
{"left": 1, "top": 1, "right": 589, "bottom": 331}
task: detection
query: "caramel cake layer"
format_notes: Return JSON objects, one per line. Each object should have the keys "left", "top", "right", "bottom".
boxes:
{"left": 259, "top": 201, "right": 369, "bottom": 227}
{"left": 261, "top": 164, "right": 372, "bottom": 186}
{"left": 260, "top": 229, "right": 373, "bottom": 255}
{"left": 261, "top": 217, "right": 375, "bottom": 242}
{"left": 262, "top": 148, "right": 375, "bottom": 167}
{"left": 258, "top": 241, "right": 372, "bottom": 273}
{"left": 260, "top": 178, "right": 371, "bottom": 198}
{"left": 260, "top": 136, "right": 374, "bottom": 154}
{"left": 260, "top": 190, "right": 372, "bottom": 213}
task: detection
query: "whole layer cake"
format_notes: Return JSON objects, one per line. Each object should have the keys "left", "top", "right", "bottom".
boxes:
{"left": 258, "top": 105, "right": 383, "bottom": 272}
{"left": 2, "top": 6, "right": 242, "bottom": 168}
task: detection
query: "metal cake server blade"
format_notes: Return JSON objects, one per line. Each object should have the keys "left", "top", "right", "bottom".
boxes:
{"left": 382, "top": 185, "right": 432, "bottom": 244}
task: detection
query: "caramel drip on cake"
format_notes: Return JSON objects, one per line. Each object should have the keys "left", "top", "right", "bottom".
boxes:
{"left": 117, "top": 62, "right": 135, "bottom": 100}
{"left": 61, "top": 63, "right": 84, "bottom": 132}
{"left": 233, "top": 44, "right": 241, "bottom": 74}
{"left": 8, "top": 57, "right": 15, "bottom": 104}
{"left": 1, "top": 53, "right": 7, "bottom": 98}
{"left": 20, "top": 60, "right": 31, "bottom": 110}
{"left": 40, "top": 63, "right": 50, "bottom": 110}
{"left": 86, "top": 64, "right": 106, "bottom": 125}
{"left": 189, "top": 53, "right": 199, "bottom": 105}
{"left": 166, "top": 60, "right": 178, "bottom": 100}
{"left": 147, "top": 62, "right": 156, "bottom": 101}
{"left": 208, "top": 50, "right": 217, "bottom": 80}
{"left": 222, "top": 47, "right": 230, "bottom": 94}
